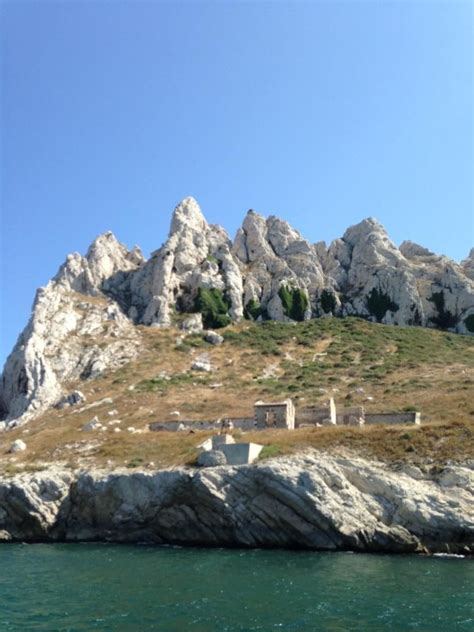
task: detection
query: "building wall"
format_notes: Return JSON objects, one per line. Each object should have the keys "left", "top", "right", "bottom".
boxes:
{"left": 255, "top": 400, "right": 295, "bottom": 429}
{"left": 295, "top": 399, "right": 336, "bottom": 426}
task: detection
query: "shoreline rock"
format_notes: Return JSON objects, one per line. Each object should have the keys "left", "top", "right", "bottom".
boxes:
{"left": 0, "top": 452, "right": 472, "bottom": 554}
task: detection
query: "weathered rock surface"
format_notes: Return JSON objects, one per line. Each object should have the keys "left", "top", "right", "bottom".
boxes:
{"left": 9, "top": 439, "right": 26, "bottom": 453}
{"left": 0, "top": 234, "right": 143, "bottom": 426}
{"left": 0, "top": 453, "right": 472, "bottom": 553}
{"left": 1, "top": 196, "right": 473, "bottom": 426}
{"left": 197, "top": 449, "right": 228, "bottom": 467}
{"left": 204, "top": 330, "right": 224, "bottom": 345}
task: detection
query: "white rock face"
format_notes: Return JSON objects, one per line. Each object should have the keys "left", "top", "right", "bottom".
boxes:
{"left": 1, "top": 196, "right": 473, "bottom": 426}
{"left": 0, "top": 233, "right": 142, "bottom": 426}
{"left": 129, "top": 197, "right": 243, "bottom": 326}
{"left": 0, "top": 453, "right": 472, "bottom": 553}
{"left": 461, "top": 248, "right": 474, "bottom": 281}
{"left": 318, "top": 218, "right": 474, "bottom": 330}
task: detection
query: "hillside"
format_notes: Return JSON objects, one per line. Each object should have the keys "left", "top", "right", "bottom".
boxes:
{"left": 1, "top": 317, "right": 473, "bottom": 474}
{"left": 1, "top": 197, "right": 473, "bottom": 426}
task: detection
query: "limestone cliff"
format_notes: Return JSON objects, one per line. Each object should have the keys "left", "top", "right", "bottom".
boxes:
{"left": 1, "top": 197, "right": 473, "bottom": 425}
{"left": 0, "top": 453, "right": 472, "bottom": 554}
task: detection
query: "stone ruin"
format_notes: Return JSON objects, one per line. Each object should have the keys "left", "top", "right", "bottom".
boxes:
{"left": 149, "top": 398, "right": 421, "bottom": 433}
{"left": 254, "top": 399, "right": 295, "bottom": 430}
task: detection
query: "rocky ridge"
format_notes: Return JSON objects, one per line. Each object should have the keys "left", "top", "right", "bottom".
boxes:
{"left": 1, "top": 197, "right": 473, "bottom": 426}
{"left": 0, "top": 452, "right": 472, "bottom": 554}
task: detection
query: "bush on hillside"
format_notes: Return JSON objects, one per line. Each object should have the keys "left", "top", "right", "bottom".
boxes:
{"left": 320, "top": 289, "right": 337, "bottom": 314}
{"left": 278, "top": 285, "right": 309, "bottom": 322}
{"left": 194, "top": 287, "right": 231, "bottom": 329}
{"left": 366, "top": 289, "right": 398, "bottom": 323}
{"left": 428, "top": 292, "right": 459, "bottom": 330}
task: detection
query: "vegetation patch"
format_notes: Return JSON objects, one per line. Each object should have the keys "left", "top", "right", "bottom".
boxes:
{"left": 244, "top": 298, "right": 265, "bottom": 321}
{"left": 320, "top": 289, "right": 337, "bottom": 314}
{"left": 366, "top": 289, "right": 398, "bottom": 322}
{"left": 428, "top": 292, "right": 459, "bottom": 330}
{"left": 464, "top": 314, "right": 474, "bottom": 333}
{"left": 195, "top": 287, "right": 231, "bottom": 329}
{"left": 278, "top": 285, "right": 309, "bottom": 321}
{"left": 258, "top": 444, "right": 283, "bottom": 460}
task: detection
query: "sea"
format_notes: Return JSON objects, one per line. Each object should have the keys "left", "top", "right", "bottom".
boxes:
{"left": 0, "top": 544, "right": 472, "bottom": 631}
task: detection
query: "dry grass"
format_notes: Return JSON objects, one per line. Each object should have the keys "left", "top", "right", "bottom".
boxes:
{"left": 1, "top": 318, "right": 473, "bottom": 473}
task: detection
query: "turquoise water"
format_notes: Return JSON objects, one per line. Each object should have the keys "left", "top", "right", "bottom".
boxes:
{"left": 0, "top": 545, "right": 472, "bottom": 631}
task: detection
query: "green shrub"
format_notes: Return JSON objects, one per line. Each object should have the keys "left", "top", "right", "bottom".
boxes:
{"left": 195, "top": 287, "right": 231, "bottom": 329}
{"left": 366, "top": 289, "right": 398, "bottom": 322}
{"left": 244, "top": 298, "right": 264, "bottom": 320}
{"left": 259, "top": 444, "right": 283, "bottom": 460}
{"left": 464, "top": 314, "right": 474, "bottom": 333}
{"left": 320, "top": 289, "right": 337, "bottom": 314}
{"left": 278, "top": 285, "right": 309, "bottom": 321}
{"left": 428, "top": 292, "right": 459, "bottom": 330}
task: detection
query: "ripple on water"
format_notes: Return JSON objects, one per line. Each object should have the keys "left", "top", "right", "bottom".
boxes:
{"left": 0, "top": 545, "right": 473, "bottom": 631}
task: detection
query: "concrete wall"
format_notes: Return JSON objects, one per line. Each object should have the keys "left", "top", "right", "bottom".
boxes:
{"left": 365, "top": 412, "right": 421, "bottom": 425}
{"left": 220, "top": 443, "right": 263, "bottom": 465}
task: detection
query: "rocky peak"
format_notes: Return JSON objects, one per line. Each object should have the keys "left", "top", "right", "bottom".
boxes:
{"left": 461, "top": 248, "right": 474, "bottom": 281}
{"left": 342, "top": 217, "right": 390, "bottom": 247}
{"left": 399, "top": 241, "right": 436, "bottom": 259}
{"left": 169, "top": 196, "right": 207, "bottom": 236}
{"left": 54, "top": 231, "right": 144, "bottom": 296}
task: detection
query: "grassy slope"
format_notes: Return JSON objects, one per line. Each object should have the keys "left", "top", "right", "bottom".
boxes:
{"left": 1, "top": 318, "right": 473, "bottom": 473}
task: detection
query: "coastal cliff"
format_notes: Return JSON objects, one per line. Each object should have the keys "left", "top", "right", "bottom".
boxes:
{"left": 1, "top": 452, "right": 472, "bottom": 554}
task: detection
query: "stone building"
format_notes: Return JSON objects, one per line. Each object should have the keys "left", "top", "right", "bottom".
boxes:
{"left": 254, "top": 399, "right": 295, "bottom": 430}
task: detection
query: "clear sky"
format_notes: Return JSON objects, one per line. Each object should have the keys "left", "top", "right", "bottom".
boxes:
{"left": 1, "top": 0, "right": 473, "bottom": 367}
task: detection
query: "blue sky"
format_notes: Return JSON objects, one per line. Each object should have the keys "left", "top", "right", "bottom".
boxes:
{"left": 1, "top": 1, "right": 473, "bottom": 366}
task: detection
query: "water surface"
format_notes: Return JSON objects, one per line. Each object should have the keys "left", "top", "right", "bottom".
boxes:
{"left": 0, "top": 545, "right": 472, "bottom": 631}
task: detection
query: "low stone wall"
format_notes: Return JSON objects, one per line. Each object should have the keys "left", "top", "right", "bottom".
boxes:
{"left": 149, "top": 417, "right": 256, "bottom": 432}
{"left": 364, "top": 412, "right": 421, "bottom": 425}
{"left": 296, "top": 408, "right": 332, "bottom": 427}
{"left": 149, "top": 420, "right": 217, "bottom": 432}
{"left": 336, "top": 406, "right": 365, "bottom": 426}
{"left": 226, "top": 417, "right": 256, "bottom": 430}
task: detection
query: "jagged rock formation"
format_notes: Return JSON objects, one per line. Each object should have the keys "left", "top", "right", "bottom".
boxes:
{"left": 0, "top": 234, "right": 143, "bottom": 425}
{"left": 462, "top": 248, "right": 474, "bottom": 281}
{"left": 0, "top": 453, "right": 473, "bottom": 553}
{"left": 1, "top": 197, "right": 473, "bottom": 425}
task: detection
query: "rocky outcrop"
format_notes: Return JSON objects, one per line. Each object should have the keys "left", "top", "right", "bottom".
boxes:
{"left": 1, "top": 196, "right": 473, "bottom": 425}
{"left": 129, "top": 197, "right": 244, "bottom": 326}
{"left": 461, "top": 248, "right": 474, "bottom": 281}
{"left": 0, "top": 234, "right": 143, "bottom": 425}
{"left": 0, "top": 453, "right": 472, "bottom": 553}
